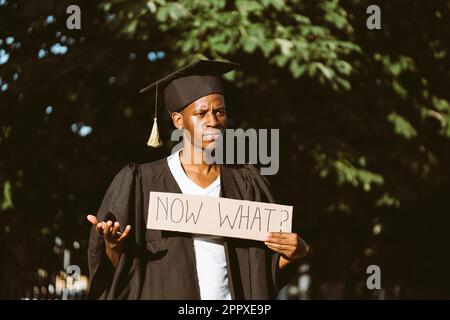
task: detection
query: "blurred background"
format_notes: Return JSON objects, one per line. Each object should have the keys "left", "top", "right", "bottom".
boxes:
{"left": 1, "top": 0, "right": 450, "bottom": 299}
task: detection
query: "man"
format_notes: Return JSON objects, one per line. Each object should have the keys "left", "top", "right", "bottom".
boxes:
{"left": 86, "top": 60, "right": 308, "bottom": 299}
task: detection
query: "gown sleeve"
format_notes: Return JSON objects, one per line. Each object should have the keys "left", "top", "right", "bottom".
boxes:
{"left": 240, "top": 164, "right": 298, "bottom": 294}
{"left": 87, "top": 163, "right": 142, "bottom": 299}
{"left": 235, "top": 164, "right": 279, "bottom": 296}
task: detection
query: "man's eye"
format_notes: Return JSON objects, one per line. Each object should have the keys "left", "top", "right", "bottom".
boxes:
{"left": 216, "top": 110, "right": 225, "bottom": 115}
{"left": 196, "top": 112, "right": 206, "bottom": 117}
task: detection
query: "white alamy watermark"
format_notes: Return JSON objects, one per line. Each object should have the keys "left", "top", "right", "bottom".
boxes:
{"left": 366, "top": 5, "right": 381, "bottom": 30}
{"left": 66, "top": 5, "right": 81, "bottom": 30}
{"left": 169, "top": 128, "right": 280, "bottom": 176}
{"left": 366, "top": 264, "right": 382, "bottom": 290}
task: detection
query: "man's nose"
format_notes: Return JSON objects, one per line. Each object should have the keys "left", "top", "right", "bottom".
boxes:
{"left": 205, "top": 111, "right": 219, "bottom": 127}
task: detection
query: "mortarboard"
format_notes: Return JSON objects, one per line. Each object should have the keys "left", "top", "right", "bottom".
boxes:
{"left": 139, "top": 59, "right": 240, "bottom": 147}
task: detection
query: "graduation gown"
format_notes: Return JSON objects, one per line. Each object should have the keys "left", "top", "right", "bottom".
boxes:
{"left": 87, "top": 159, "right": 281, "bottom": 299}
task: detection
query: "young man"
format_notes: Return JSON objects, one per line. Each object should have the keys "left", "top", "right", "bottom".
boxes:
{"left": 86, "top": 60, "right": 308, "bottom": 299}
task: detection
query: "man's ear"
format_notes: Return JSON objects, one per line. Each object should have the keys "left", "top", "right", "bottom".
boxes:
{"left": 172, "top": 112, "right": 183, "bottom": 129}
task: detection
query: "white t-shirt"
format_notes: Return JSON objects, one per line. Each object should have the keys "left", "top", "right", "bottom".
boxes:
{"left": 167, "top": 149, "right": 232, "bottom": 300}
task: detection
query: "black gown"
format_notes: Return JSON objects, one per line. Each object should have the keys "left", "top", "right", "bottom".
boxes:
{"left": 87, "top": 158, "right": 283, "bottom": 299}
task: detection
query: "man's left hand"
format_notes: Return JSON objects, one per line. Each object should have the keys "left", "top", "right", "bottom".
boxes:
{"left": 264, "top": 232, "right": 309, "bottom": 267}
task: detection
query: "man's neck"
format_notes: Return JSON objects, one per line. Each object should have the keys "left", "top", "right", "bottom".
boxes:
{"left": 180, "top": 144, "right": 219, "bottom": 175}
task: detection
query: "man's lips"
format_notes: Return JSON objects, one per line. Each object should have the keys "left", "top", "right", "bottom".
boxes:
{"left": 202, "top": 130, "right": 222, "bottom": 141}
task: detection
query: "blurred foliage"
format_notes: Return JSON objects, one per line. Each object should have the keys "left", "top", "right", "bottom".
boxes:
{"left": 1, "top": 0, "right": 450, "bottom": 298}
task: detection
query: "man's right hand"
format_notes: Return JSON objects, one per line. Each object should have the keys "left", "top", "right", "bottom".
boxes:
{"left": 87, "top": 214, "right": 131, "bottom": 268}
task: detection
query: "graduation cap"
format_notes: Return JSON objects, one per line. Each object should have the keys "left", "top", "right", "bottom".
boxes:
{"left": 139, "top": 59, "right": 240, "bottom": 147}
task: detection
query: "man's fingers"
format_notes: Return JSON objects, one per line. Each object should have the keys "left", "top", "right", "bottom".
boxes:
{"left": 95, "top": 223, "right": 103, "bottom": 236}
{"left": 87, "top": 215, "right": 98, "bottom": 225}
{"left": 264, "top": 241, "right": 294, "bottom": 251}
{"left": 90, "top": 214, "right": 106, "bottom": 238}
{"left": 111, "top": 222, "right": 120, "bottom": 236}
{"left": 265, "top": 236, "right": 297, "bottom": 246}
{"left": 265, "top": 243, "right": 290, "bottom": 255}
{"left": 266, "top": 232, "right": 296, "bottom": 240}
{"left": 117, "top": 225, "right": 132, "bottom": 241}
{"left": 102, "top": 221, "right": 113, "bottom": 236}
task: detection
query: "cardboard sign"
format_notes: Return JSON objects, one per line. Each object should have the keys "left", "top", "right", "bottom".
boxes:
{"left": 147, "top": 192, "right": 293, "bottom": 241}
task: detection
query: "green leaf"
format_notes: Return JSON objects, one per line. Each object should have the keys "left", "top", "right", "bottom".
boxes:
{"left": 122, "top": 20, "right": 138, "bottom": 36}
{"left": 273, "top": 54, "right": 290, "bottom": 67}
{"left": 259, "top": 40, "right": 276, "bottom": 57}
{"left": 317, "top": 62, "right": 334, "bottom": 80}
{"left": 293, "top": 14, "right": 311, "bottom": 25}
{"left": 375, "top": 193, "right": 400, "bottom": 208}
{"left": 392, "top": 81, "right": 408, "bottom": 99}
{"left": 270, "top": 0, "right": 285, "bottom": 11}
{"left": 275, "top": 38, "right": 293, "bottom": 55}
{"left": 334, "top": 160, "right": 384, "bottom": 190}
{"left": 156, "top": 6, "right": 168, "bottom": 22}
{"left": 242, "top": 35, "right": 258, "bottom": 53}
{"left": 289, "top": 60, "right": 306, "bottom": 78}
{"left": 335, "top": 77, "right": 351, "bottom": 91}
{"left": 432, "top": 96, "right": 450, "bottom": 112}
{"left": 236, "top": 0, "right": 263, "bottom": 15}
{"left": 167, "top": 3, "right": 188, "bottom": 20}
{"left": 1, "top": 181, "right": 14, "bottom": 210}
{"left": 387, "top": 112, "right": 417, "bottom": 139}
{"left": 147, "top": 1, "right": 157, "bottom": 13}
{"left": 335, "top": 60, "right": 352, "bottom": 75}
{"left": 100, "top": 2, "right": 112, "bottom": 12}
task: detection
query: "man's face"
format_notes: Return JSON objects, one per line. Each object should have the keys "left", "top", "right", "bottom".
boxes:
{"left": 172, "top": 93, "right": 227, "bottom": 150}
